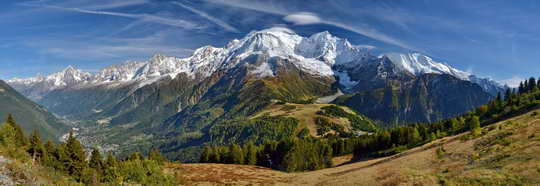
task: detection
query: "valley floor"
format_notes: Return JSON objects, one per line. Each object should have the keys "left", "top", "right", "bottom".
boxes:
{"left": 172, "top": 109, "right": 540, "bottom": 186}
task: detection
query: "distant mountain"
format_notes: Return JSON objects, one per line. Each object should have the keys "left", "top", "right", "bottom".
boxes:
{"left": 7, "top": 27, "right": 502, "bottom": 160}
{"left": 0, "top": 80, "right": 68, "bottom": 141}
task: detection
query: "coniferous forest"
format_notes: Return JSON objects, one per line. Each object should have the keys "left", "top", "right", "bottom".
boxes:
{"left": 0, "top": 114, "right": 179, "bottom": 185}
{"left": 200, "top": 77, "right": 540, "bottom": 172}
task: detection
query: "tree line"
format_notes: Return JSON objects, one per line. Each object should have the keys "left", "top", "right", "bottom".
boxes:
{"left": 200, "top": 76, "right": 540, "bottom": 172}
{"left": 200, "top": 138, "right": 333, "bottom": 172}
{"left": 352, "top": 77, "right": 540, "bottom": 159}
{"left": 0, "top": 114, "right": 178, "bottom": 185}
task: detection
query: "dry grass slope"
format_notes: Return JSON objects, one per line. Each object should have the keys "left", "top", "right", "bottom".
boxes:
{"left": 252, "top": 103, "right": 357, "bottom": 137}
{"left": 177, "top": 109, "right": 540, "bottom": 186}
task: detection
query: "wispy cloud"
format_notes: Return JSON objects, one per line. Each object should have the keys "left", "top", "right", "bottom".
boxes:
{"left": 173, "top": 2, "right": 239, "bottom": 33}
{"left": 21, "top": 3, "right": 201, "bottom": 29}
{"left": 27, "top": 30, "right": 195, "bottom": 61}
{"left": 81, "top": 0, "right": 149, "bottom": 10}
{"left": 205, "top": 0, "right": 419, "bottom": 51}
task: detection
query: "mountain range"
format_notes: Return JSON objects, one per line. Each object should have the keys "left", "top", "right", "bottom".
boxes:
{"left": 6, "top": 27, "right": 505, "bottom": 160}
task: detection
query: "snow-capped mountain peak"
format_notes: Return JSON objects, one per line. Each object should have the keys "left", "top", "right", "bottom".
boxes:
{"left": 7, "top": 27, "right": 504, "bottom": 97}
{"left": 381, "top": 53, "right": 471, "bottom": 80}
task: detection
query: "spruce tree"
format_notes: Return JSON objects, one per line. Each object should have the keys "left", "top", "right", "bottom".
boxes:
{"left": 504, "top": 88, "right": 512, "bottom": 101}
{"left": 200, "top": 146, "right": 212, "bottom": 163}
{"left": 28, "top": 130, "right": 47, "bottom": 162}
{"left": 5, "top": 114, "right": 27, "bottom": 146}
{"left": 43, "top": 140, "right": 55, "bottom": 167}
{"left": 103, "top": 153, "right": 120, "bottom": 183}
{"left": 467, "top": 116, "right": 481, "bottom": 136}
{"left": 128, "top": 152, "right": 142, "bottom": 161}
{"left": 321, "top": 143, "right": 333, "bottom": 168}
{"left": 148, "top": 149, "right": 166, "bottom": 165}
{"left": 244, "top": 142, "right": 258, "bottom": 165}
{"left": 229, "top": 144, "right": 245, "bottom": 164}
{"left": 529, "top": 77, "right": 537, "bottom": 92}
{"left": 89, "top": 148, "right": 103, "bottom": 172}
{"left": 65, "top": 132, "right": 87, "bottom": 179}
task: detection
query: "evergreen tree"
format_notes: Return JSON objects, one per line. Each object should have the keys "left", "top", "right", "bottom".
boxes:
{"left": 102, "top": 153, "right": 120, "bottom": 183}
{"left": 65, "top": 132, "right": 87, "bottom": 179}
{"left": 519, "top": 82, "right": 524, "bottom": 94}
{"left": 43, "top": 140, "right": 56, "bottom": 167}
{"left": 467, "top": 116, "right": 481, "bottom": 136}
{"left": 5, "top": 114, "right": 27, "bottom": 146}
{"left": 0, "top": 122, "right": 17, "bottom": 148}
{"left": 208, "top": 146, "right": 221, "bottom": 163}
{"left": 229, "top": 144, "right": 245, "bottom": 164}
{"left": 244, "top": 142, "right": 258, "bottom": 165}
{"left": 200, "top": 146, "right": 212, "bottom": 163}
{"left": 529, "top": 77, "right": 537, "bottom": 90}
{"left": 321, "top": 142, "right": 333, "bottom": 168}
{"left": 128, "top": 152, "right": 143, "bottom": 161}
{"left": 51, "top": 144, "right": 70, "bottom": 172}
{"left": 408, "top": 127, "right": 422, "bottom": 145}
{"left": 89, "top": 148, "right": 103, "bottom": 172}
{"left": 148, "top": 149, "right": 167, "bottom": 165}
{"left": 28, "top": 130, "right": 47, "bottom": 162}
{"left": 504, "top": 88, "right": 512, "bottom": 101}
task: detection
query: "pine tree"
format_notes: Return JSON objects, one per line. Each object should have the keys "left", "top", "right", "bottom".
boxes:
{"left": 89, "top": 148, "right": 103, "bottom": 172}
{"left": 128, "top": 152, "right": 142, "bottom": 161}
{"left": 65, "top": 132, "right": 87, "bottom": 179}
{"left": 148, "top": 149, "right": 166, "bottom": 165}
{"left": 208, "top": 146, "right": 221, "bottom": 163}
{"left": 5, "top": 114, "right": 27, "bottom": 146}
{"left": 519, "top": 82, "right": 524, "bottom": 94}
{"left": 408, "top": 127, "right": 422, "bottom": 145}
{"left": 244, "top": 142, "right": 258, "bottom": 165}
{"left": 467, "top": 116, "right": 481, "bottom": 136}
{"left": 528, "top": 77, "right": 538, "bottom": 92}
{"left": 102, "top": 153, "right": 120, "bottom": 183}
{"left": 229, "top": 144, "right": 245, "bottom": 164}
{"left": 0, "top": 122, "right": 17, "bottom": 147}
{"left": 200, "top": 146, "right": 212, "bottom": 163}
{"left": 504, "top": 88, "right": 512, "bottom": 101}
{"left": 43, "top": 140, "right": 56, "bottom": 167}
{"left": 28, "top": 130, "right": 47, "bottom": 163}
{"left": 321, "top": 143, "right": 333, "bottom": 168}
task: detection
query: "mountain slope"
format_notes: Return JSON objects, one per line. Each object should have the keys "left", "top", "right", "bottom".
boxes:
{"left": 0, "top": 80, "right": 68, "bottom": 141}
{"left": 175, "top": 108, "right": 540, "bottom": 185}
{"left": 335, "top": 74, "right": 492, "bottom": 124}
{"left": 6, "top": 28, "right": 503, "bottom": 159}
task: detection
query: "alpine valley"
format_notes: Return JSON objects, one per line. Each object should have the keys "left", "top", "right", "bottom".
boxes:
{"left": 7, "top": 27, "right": 505, "bottom": 161}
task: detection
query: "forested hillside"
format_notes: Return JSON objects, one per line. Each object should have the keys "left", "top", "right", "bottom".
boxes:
{"left": 0, "top": 115, "right": 180, "bottom": 185}
{"left": 198, "top": 77, "right": 540, "bottom": 173}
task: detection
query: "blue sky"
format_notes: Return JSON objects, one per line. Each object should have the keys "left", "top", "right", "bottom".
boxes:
{"left": 1, "top": 0, "right": 538, "bottom": 86}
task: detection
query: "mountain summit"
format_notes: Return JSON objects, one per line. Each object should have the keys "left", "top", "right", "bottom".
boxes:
{"left": 6, "top": 28, "right": 501, "bottom": 160}
{"left": 8, "top": 27, "right": 503, "bottom": 98}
